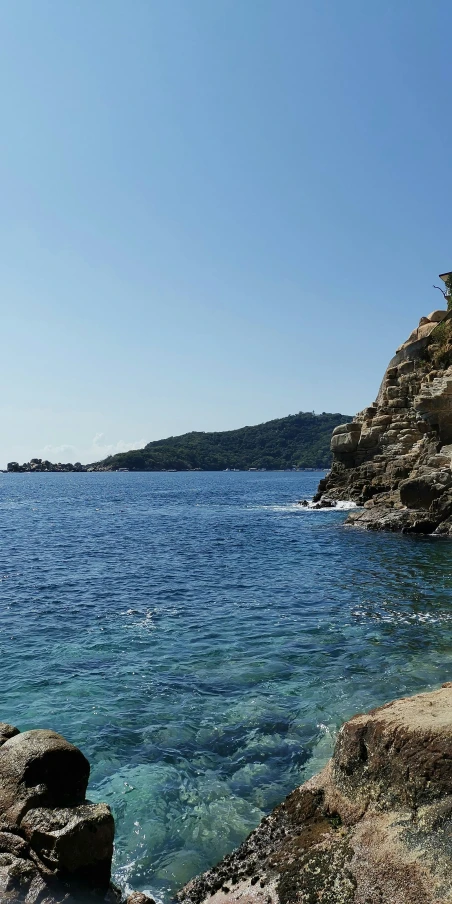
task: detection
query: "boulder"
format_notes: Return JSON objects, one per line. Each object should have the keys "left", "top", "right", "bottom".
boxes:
{"left": 386, "top": 386, "right": 405, "bottom": 400}
{"left": 330, "top": 423, "right": 361, "bottom": 454}
{"left": 21, "top": 803, "right": 114, "bottom": 887}
{"left": 331, "top": 423, "right": 362, "bottom": 437}
{"left": 399, "top": 473, "right": 450, "bottom": 509}
{"left": 426, "top": 309, "right": 447, "bottom": 322}
{"left": 0, "top": 724, "right": 146, "bottom": 902}
{"left": 0, "top": 730, "right": 90, "bottom": 821}
{"left": 346, "top": 505, "right": 421, "bottom": 532}
{"left": 396, "top": 320, "right": 440, "bottom": 352}
{"left": 0, "top": 726, "right": 20, "bottom": 749}
{"left": 0, "top": 832, "right": 29, "bottom": 860}
{"left": 424, "top": 453, "right": 451, "bottom": 468}
{"left": 330, "top": 433, "right": 358, "bottom": 453}
{"left": 386, "top": 399, "right": 408, "bottom": 409}
{"left": 372, "top": 414, "right": 392, "bottom": 426}
{"left": 333, "top": 687, "right": 452, "bottom": 808}
{"left": 361, "top": 405, "right": 378, "bottom": 420}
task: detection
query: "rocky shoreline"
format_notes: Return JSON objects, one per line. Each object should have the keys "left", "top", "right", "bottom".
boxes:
{"left": 12, "top": 685, "right": 452, "bottom": 904}
{"left": 313, "top": 307, "right": 452, "bottom": 535}
{"left": 177, "top": 684, "right": 452, "bottom": 904}
{"left": 0, "top": 724, "right": 152, "bottom": 904}
{"left": 12, "top": 686, "right": 452, "bottom": 904}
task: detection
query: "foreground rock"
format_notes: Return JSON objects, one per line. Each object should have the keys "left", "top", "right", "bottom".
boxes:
{"left": 313, "top": 307, "right": 452, "bottom": 534}
{"left": 0, "top": 724, "right": 152, "bottom": 904}
{"left": 178, "top": 684, "right": 452, "bottom": 904}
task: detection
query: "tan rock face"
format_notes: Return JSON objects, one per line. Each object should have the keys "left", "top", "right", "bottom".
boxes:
{"left": 415, "top": 367, "right": 452, "bottom": 442}
{"left": 426, "top": 309, "right": 448, "bottom": 322}
{"left": 0, "top": 729, "right": 90, "bottom": 819}
{"left": 177, "top": 686, "right": 452, "bottom": 904}
{"left": 313, "top": 310, "right": 452, "bottom": 534}
{"left": 333, "top": 686, "right": 452, "bottom": 809}
{"left": 330, "top": 430, "right": 361, "bottom": 453}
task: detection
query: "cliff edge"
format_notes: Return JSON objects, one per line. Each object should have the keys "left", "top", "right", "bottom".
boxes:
{"left": 313, "top": 307, "right": 452, "bottom": 534}
{"left": 178, "top": 684, "right": 452, "bottom": 904}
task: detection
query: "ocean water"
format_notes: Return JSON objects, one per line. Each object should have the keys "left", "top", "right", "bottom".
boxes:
{"left": 2, "top": 471, "right": 452, "bottom": 900}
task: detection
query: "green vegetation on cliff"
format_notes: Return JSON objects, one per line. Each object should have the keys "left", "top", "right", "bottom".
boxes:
{"left": 425, "top": 312, "right": 452, "bottom": 369}
{"left": 92, "top": 412, "right": 351, "bottom": 471}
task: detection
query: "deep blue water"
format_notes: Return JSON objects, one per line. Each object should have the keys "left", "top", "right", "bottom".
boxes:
{"left": 2, "top": 471, "right": 452, "bottom": 899}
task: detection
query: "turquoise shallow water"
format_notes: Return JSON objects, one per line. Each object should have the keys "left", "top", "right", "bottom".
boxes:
{"left": 2, "top": 471, "right": 452, "bottom": 899}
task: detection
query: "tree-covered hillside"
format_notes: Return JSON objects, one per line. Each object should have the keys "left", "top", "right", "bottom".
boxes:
{"left": 91, "top": 412, "right": 351, "bottom": 471}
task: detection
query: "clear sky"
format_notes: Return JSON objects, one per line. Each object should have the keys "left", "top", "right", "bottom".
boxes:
{"left": 1, "top": 0, "right": 452, "bottom": 467}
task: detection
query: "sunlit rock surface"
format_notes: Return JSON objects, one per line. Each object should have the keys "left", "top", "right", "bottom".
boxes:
{"left": 313, "top": 309, "right": 452, "bottom": 534}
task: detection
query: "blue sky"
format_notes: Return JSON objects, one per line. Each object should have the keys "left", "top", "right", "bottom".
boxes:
{"left": 1, "top": 0, "right": 452, "bottom": 466}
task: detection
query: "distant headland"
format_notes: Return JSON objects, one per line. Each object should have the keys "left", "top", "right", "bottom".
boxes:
{"left": 6, "top": 411, "right": 351, "bottom": 473}
{"left": 6, "top": 459, "right": 88, "bottom": 473}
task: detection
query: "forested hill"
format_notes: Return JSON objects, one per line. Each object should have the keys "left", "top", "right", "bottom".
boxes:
{"left": 91, "top": 412, "right": 351, "bottom": 471}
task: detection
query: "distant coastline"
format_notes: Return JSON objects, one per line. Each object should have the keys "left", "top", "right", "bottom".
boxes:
{"left": 5, "top": 458, "right": 88, "bottom": 473}
{"left": 3, "top": 459, "right": 329, "bottom": 474}
{"left": 6, "top": 411, "right": 348, "bottom": 475}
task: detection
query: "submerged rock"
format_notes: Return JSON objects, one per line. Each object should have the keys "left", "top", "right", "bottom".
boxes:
{"left": 312, "top": 308, "right": 452, "bottom": 534}
{"left": 177, "top": 684, "right": 452, "bottom": 904}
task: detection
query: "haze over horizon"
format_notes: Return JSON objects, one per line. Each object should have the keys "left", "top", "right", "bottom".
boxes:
{"left": 2, "top": 0, "right": 452, "bottom": 468}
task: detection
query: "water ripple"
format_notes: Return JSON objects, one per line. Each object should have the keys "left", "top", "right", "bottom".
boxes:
{"left": 1, "top": 471, "right": 452, "bottom": 900}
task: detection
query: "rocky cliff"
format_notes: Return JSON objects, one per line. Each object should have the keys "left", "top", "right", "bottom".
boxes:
{"left": 178, "top": 684, "right": 452, "bottom": 904}
{"left": 313, "top": 307, "right": 452, "bottom": 534}
{"left": 0, "top": 724, "right": 152, "bottom": 904}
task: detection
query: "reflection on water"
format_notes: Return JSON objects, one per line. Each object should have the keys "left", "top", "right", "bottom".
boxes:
{"left": 1, "top": 471, "right": 452, "bottom": 900}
